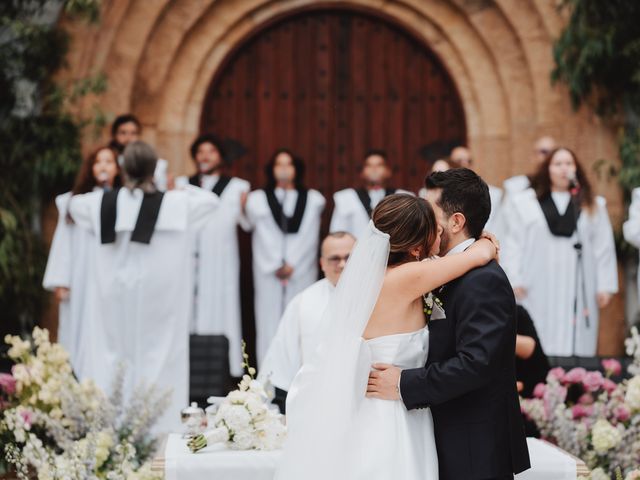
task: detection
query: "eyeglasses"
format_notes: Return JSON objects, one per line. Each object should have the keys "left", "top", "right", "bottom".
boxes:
{"left": 324, "top": 254, "right": 350, "bottom": 265}
{"left": 536, "top": 148, "right": 551, "bottom": 156}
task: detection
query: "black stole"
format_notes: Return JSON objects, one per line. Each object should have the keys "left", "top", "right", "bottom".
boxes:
{"left": 264, "top": 188, "right": 308, "bottom": 234}
{"left": 100, "top": 189, "right": 165, "bottom": 244}
{"left": 189, "top": 174, "right": 232, "bottom": 196}
{"left": 538, "top": 193, "right": 580, "bottom": 237}
{"left": 355, "top": 188, "right": 397, "bottom": 216}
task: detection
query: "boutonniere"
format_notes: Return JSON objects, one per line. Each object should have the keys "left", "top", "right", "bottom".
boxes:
{"left": 423, "top": 292, "right": 445, "bottom": 322}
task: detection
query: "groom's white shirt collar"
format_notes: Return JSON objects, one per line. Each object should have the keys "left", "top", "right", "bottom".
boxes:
{"left": 445, "top": 238, "right": 475, "bottom": 256}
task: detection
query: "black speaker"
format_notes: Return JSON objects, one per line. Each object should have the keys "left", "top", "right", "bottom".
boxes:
{"left": 189, "top": 334, "right": 234, "bottom": 407}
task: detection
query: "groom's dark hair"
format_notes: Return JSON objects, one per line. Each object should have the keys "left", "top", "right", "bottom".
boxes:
{"left": 425, "top": 168, "right": 491, "bottom": 239}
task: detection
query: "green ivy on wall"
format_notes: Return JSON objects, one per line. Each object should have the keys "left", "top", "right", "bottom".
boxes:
{"left": 552, "top": 0, "right": 640, "bottom": 199}
{"left": 0, "top": 0, "right": 105, "bottom": 357}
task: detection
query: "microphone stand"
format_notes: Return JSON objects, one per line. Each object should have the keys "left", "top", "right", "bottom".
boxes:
{"left": 279, "top": 188, "right": 289, "bottom": 318}
{"left": 570, "top": 181, "right": 590, "bottom": 360}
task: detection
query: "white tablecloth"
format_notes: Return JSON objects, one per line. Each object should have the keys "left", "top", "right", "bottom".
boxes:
{"left": 162, "top": 435, "right": 580, "bottom": 480}
{"left": 164, "top": 434, "right": 280, "bottom": 480}
{"left": 516, "top": 438, "right": 577, "bottom": 479}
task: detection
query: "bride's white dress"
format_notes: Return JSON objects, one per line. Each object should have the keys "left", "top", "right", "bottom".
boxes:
{"left": 275, "top": 221, "right": 438, "bottom": 480}
{"left": 345, "top": 327, "right": 438, "bottom": 479}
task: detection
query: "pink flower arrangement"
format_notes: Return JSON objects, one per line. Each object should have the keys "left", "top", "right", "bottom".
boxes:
{"left": 601, "top": 358, "right": 622, "bottom": 377}
{"left": 521, "top": 341, "right": 640, "bottom": 478}
{"left": 563, "top": 367, "right": 587, "bottom": 384}
{"left": 0, "top": 373, "right": 16, "bottom": 395}
{"left": 571, "top": 404, "right": 593, "bottom": 420}
{"left": 578, "top": 393, "right": 594, "bottom": 405}
{"left": 547, "top": 367, "right": 566, "bottom": 382}
{"left": 613, "top": 404, "right": 631, "bottom": 422}
{"left": 582, "top": 370, "right": 604, "bottom": 392}
{"left": 602, "top": 378, "right": 617, "bottom": 394}
{"left": 533, "top": 383, "right": 546, "bottom": 399}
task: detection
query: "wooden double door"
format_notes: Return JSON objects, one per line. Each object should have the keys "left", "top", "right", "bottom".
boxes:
{"left": 200, "top": 7, "right": 466, "bottom": 365}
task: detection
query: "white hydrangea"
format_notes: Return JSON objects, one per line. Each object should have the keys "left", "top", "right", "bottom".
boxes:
{"left": 217, "top": 404, "right": 252, "bottom": 432}
{"left": 96, "top": 430, "right": 114, "bottom": 468}
{"left": 589, "top": 467, "right": 610, "bottom": 480}
{"left": 229, "top": 429, "right": 255, "bottom": 450}
{"left": 591, "top": 419, "right": 622, "bottom": 454}
{"left": 5, "top": 335, "right": 31, "bottom": 359}
{"left": 625, "top": 376, "right": 640, "bottom": 411}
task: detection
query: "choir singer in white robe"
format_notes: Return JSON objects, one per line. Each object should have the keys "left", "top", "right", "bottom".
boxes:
{"left": 501, "top": 147, "right": 618, "bottom": 357}
{"left": 43, "top": 146, "right": 121, "bottom": 373}
{"left": 69, "top": 141, "right": 218, "bottom": 432}
{"left": 241, "top": 149, "right": 325, "bottom": 365}
{"left": 623, "top": 187, "right": 640, "bottom": 303}
{"left": 330, "top": 150, "right": 399, "bottom": 238}
{"left": 258, "top": 231, "right": 356, "bottom": 393}
{"left": 109, "top": 113, "right": 170, "bottom": 191}
{"left": 175, "top": 134, "right": 250, "bottom": 377}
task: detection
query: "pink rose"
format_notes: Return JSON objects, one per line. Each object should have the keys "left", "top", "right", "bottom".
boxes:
{"left": 547, "top": 367, "right": 566, "bottom": 382}
{"left": 571, "top": 404, "right": 593, "bottom": 419}
{"left": 582, "top": 371, "right": 604, "bottom": 392}
{"left": 601, "top": 358, "right": 622, "bottom": 377}
{"left": 533, "top": 383, "right": 546, "bottom": 399}
{"left": 0, "top": 373, "right": 16, "bottom": 395}
{"left": 613, "top": 404, "right": 631, "bottom": 422}
{"left": 19, "top": 409, "right": 33, "bottom": 428}
{"left": 563, "top": 367, "right": 587, "bottom": 384}
{"left": 578, "top": 393, "right": 594, "bottom": 405}
{"left": 602, "top": 378, "right": 617, "bottom": 394}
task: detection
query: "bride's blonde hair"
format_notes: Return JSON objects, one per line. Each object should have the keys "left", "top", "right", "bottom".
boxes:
{"left": 372, "top": 194, "right": 438, "bottom": 266}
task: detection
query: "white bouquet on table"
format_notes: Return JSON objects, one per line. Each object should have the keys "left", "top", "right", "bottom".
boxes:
{"left": 188, "top": 342, "right": 286, "bottom": 453}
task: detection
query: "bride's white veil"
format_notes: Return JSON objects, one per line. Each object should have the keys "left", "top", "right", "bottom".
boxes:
{"left": 275, "top": 220, "right": 390, "bottom": 479}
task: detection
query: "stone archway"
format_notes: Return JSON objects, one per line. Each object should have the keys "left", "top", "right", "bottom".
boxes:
{"left": 59, "top": 0, "right": 625, "bottom": 354}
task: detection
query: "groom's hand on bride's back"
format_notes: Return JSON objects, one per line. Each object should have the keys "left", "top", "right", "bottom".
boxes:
{"left": 366, "top": 364, "right": 401, "bottom": 400}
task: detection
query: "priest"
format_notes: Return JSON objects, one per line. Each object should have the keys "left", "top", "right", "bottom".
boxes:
{"left": 241, "top": 149, "right": 325, "bottom": 364}
{"left": 69, "top": 141, "right": 218, "bottom": 432}
{"left": 175, "top": 133, "right": 250, "bottom": 377}
{"left": 330, "top": 150, "right": 398, "bottom": 238}
{"left": 258, "top": 231, "right": 356, "bottom": 396}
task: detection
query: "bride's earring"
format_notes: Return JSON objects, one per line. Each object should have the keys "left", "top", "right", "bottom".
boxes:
{"left": 414, "top": 254, "right": 421, "bottom": 262}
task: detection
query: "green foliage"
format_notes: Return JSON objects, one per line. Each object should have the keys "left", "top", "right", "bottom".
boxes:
{"left": 552, "top": 1, "right": 640, "bottom": 199}
{"left": 0, "top": 0, "right": 104, "bottom": 341}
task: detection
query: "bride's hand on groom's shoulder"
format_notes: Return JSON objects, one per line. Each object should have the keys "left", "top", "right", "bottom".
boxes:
{"left": 469, "top": 232, "right": 499, "bottom": 264}
{"left": 366, "top": 364, "right": 402, "bottom": 401}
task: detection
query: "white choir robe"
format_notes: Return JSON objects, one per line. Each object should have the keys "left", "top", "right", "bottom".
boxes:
{"left": 258, "top": 278, "right": 334, "bottom": 391}
{"left": 176, "top": 174, "right": 250, "bottom": 377}
{"left": 330, "top": 188, "right": 406, "bottom": 238}
{"left": 501, "top": 189, "right": 618, "bottom": 356}
{"left": 42, "top": 191, "right": 94, "bottom": 373}
{"left": 486, "top": 184, "right": 504, "bottom": 239}
{"left": 69, "top": 186, "right": 218, "bottom": 432}
{"left": 242, "top": 188, "right": 325, "bottom": 365}
{"left": 623, "top": 187, "right": 640, "bottom": 301}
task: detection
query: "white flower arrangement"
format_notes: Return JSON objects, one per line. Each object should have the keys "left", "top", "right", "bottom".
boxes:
{"left": 188, "top": 342, "right": 286, "bottom": 453}
{"left": 522, "top": 327, "right": 640, "bottom": 478}
{"left": 0, "top": 327, "right": 166, "bottom": 479}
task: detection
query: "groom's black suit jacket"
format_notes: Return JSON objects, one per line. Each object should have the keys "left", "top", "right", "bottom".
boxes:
{"left": 400, "top": 260, "right": 530, "bottom": 480}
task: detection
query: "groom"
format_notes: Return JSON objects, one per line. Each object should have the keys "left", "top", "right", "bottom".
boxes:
{"left": 367, "top": 168, "right": 530, "bottom": 479}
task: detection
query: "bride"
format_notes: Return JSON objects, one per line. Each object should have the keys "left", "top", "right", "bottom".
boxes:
{"left": 275, "top": 194, "right": 498, "bottom": 480}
